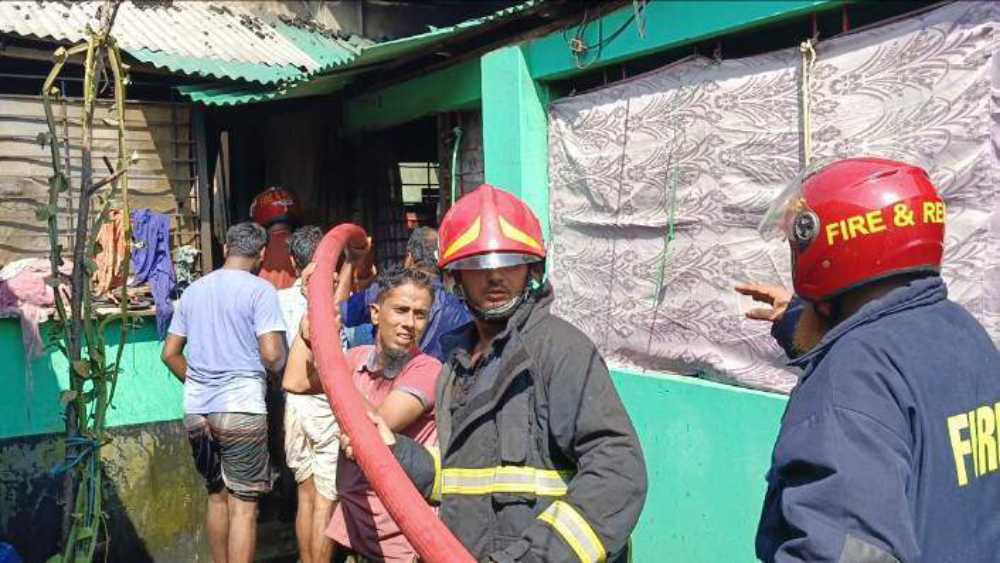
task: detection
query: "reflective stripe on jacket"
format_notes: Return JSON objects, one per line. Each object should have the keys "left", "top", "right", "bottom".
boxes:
{"left": 393, "top": 283, "right": 647, "bottom": 562}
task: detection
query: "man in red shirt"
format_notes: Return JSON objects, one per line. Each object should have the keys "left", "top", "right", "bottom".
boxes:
{"left": 250, "top": 186, "right": 299, "bottom": 290}
{"left": 284, "top": 266, "right": 441, "bottom": 562}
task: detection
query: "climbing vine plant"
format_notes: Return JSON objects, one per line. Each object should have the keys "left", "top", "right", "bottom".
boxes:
{"left": 38, "top": 1, "right": 135, "bottom": 560}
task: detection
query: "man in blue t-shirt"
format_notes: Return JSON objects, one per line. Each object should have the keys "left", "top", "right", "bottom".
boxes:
{"left": 161, "top": 222, "right": 287, "bottom": 563}
{"left": 340, "top": 227, "right": 470, "bottom": 361}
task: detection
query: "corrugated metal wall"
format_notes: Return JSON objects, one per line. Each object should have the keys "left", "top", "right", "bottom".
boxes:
{"left": 0, "top": 94, "right": 201, "bottom": 265}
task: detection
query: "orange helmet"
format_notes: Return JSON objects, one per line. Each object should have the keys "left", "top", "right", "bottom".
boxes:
{"left": 762, "top": 157, "right": 944, "bottom": 302}
{"left": 438, "top": 184, "right": 546, "bottom": 270}
{"left": 250, "top": 186, "right": 300, "bottom": 228}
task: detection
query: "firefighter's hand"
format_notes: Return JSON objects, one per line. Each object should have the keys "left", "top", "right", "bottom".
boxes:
{"left": 339, "top": 411, "right": 396, "bottom": 460}
{"left": 735, "top": 283, "right": 792, "bottom": 322}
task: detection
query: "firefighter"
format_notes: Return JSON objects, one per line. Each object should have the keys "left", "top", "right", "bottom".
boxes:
{"left": 755, "top": 158, "right": 1000, "bottom": 562}
{"left": 351, "top": 184, "right": 647, "bottom": 562}
{"left": 251, "top": 186, "right": 300, "bottom": 290}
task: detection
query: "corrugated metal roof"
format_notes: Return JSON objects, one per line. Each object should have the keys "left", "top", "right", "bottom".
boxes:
{"left": 356, "top": 0, "right": 543, "bottom": 65}
{"left": 0, "top": 1, "right": 369, "bottom": 84}
{"left": 131, "top": 48, "right": 304, "bottom": 84}
{"left": 177, "top": 0, "right": 544, "bottom": 105}
{"left": 178, "top": 73, "right": 358, "bottom": 106}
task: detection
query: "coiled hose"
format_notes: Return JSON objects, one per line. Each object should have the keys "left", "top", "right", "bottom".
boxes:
{"left": 306, "top": 224, "right": 475, "bottom": 563}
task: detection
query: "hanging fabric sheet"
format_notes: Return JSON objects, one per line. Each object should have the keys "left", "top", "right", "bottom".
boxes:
{"left": 92, "top": 209, "right": 128, "bottom": 296}
{"left": 548, "top": 2, "right": 1000, "bottom": 392}
{"left": 0, "top": 258, "right": 73, "bottom": 359}
{"left": 130, "top": 209, "right": 176, "bottom": 338}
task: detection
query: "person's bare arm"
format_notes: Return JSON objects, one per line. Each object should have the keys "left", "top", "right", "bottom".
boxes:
{"left": 335, "top": 259, "right": 354, "bottom": 305}
{"left": 377, "top": 391, "right": 427, "bottom": 432}
{"left": 160, "top": 335, "right": 188, "bottom": 383}
{"left": 282, "top": 331, "right": 323, "bottom": 394}
{"left": 340, "top": 399, "right": 420, "bottom": 461}
{"left": 352, "top": 237, "right": 376, "bottom": 292}
{"left": 258, "top": 331, "right": 287, "bottom": 377}
{"left": 302, "top": 252, "right": 354, "bottom": 306}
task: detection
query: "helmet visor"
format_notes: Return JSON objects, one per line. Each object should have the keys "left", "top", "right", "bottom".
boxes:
{"left": 445, "top": 252, "right": 542, "bottom": 271}
{"left": 759, "top": 170, "right": 818, "bottom": 247}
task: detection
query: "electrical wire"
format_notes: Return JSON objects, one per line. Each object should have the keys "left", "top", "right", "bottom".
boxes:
{"left": 565, "top": 1, "right": 650, "bottom": 70}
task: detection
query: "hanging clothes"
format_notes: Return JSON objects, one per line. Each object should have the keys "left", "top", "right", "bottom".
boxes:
{"left": 130, "top": 209, "right": 176, "bottom": 338}
{"left": 0, "top": 258, "right": 73, "bottom": 358}
{"left": 92, "top": 209, "right": 128, "bottom": 296}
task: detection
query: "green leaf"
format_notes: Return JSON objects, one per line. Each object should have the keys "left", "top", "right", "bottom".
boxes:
{"left": 34, "top": 206, "right": 53, "bottom": 222}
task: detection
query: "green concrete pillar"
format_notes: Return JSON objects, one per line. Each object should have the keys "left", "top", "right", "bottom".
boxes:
{"left": 481, "top": 45, "right": 550, "bottom": 240}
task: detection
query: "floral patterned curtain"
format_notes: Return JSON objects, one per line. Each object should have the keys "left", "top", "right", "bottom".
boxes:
{"left": 548, "top": 2, "right": 999, "bottom": 393}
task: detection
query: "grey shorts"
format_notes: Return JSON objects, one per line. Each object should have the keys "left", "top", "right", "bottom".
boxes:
{"left": 185, "top": 413, "right": 272, "bottom": 501}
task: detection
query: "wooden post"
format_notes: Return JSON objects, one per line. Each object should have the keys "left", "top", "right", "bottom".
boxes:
{"left": 192, "top": 104, "right": 215, "bottom": 273}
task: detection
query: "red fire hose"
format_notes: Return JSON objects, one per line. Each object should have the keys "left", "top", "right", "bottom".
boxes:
{"left": 306, "top": 224, "right": 476, "bottom": 563}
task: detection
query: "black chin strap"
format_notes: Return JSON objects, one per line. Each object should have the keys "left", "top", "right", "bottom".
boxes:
{"left": 453, "top": 265, "right": 546, "bottom": 322}
{"left": 468, "top": 289, "right": 526, "bottom": 322}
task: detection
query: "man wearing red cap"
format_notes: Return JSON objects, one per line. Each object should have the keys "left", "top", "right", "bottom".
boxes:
{"left": 250, "top": 186, "right": 299, "bottom": 290}
{"left": 359, "top": 184, "right": 647, "bottom": 562}
{"left": 753, "top": 158, "right": 1000, "bottom": 562}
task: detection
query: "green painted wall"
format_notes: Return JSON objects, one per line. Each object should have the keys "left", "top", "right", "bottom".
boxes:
{"left": 481, "top": 45, "right": 550, "bottom": 239}
{"left": 612, "top": 369, "right": 786, "bottom": 562}
{"left": 522, "top": 0, "right": 845, "bottom": 81}
{"left": 0, "top": 318, "right": 183, "bottom": 440}
{"left": 343, "top": 59, "right": 482, "bottom": 134}
{"left": 0, "top": 320, "right": 789, "bottom": 560}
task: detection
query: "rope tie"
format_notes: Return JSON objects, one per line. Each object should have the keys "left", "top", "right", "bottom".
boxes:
{"left": 653, "top": 166, "right": 679, "bottom": 306}
{"left": 799, "top": 39, "right": 817, "bottom": 166}
{"left": 51, "top": 436, "right": 100, "bottom": 476}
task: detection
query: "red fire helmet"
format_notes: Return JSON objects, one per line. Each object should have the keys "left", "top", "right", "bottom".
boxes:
{"left": 438, "top": 184, "right": 546, "bottom": 271}
{"left": 250, "top": 186, "right": 300, "bottom": 228}
{"left": 761, "top": 157, "right": 945, "bottom": 302}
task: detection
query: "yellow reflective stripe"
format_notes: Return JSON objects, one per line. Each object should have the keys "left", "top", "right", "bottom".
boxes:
{"left": 425, "top": 446, "right": 442, "bottom": 503}
{"left": 498, "top": 215, "right": 543, "bottom": 251}
{"left": 442, "top": 217, "right": 481, "bottom": 260}
{"left": 537, "top": 500, "right": 606, "bottom": 563}
{"left": 440, "top": 466, "right": 572, "bottom": 497}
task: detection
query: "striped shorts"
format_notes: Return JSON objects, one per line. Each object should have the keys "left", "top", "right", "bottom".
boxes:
{"left": 184, "top": 413, "right": 272, "bottom": 501}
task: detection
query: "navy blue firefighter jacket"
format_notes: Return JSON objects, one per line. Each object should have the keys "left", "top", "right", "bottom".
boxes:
{"left": 756, "top": 275, "right": 1000, "bottom": 563}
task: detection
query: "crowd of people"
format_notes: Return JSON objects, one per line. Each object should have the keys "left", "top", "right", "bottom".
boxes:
{"left": 162, "top": 158, "right": 1000, "bottom": 563}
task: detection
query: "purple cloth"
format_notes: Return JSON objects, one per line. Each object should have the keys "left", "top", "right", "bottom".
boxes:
{"left": 130, "top": 209, "right": 176, "bottom": 338}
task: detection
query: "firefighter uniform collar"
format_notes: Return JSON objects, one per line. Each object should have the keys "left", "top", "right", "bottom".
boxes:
{"left": 790, "top": 275, "right": 947, "bottom": 371}
{"left": 442, "top": 281, "right": 556, "bottom": 368}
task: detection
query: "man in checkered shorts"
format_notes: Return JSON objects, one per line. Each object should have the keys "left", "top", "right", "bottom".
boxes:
{"left": 162, "top": 222, "right": 287, "bottom": 563}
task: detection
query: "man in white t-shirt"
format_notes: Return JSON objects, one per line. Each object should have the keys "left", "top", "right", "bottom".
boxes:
{"left": 278, "top": 225, "right": 351, "bottom": 563}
